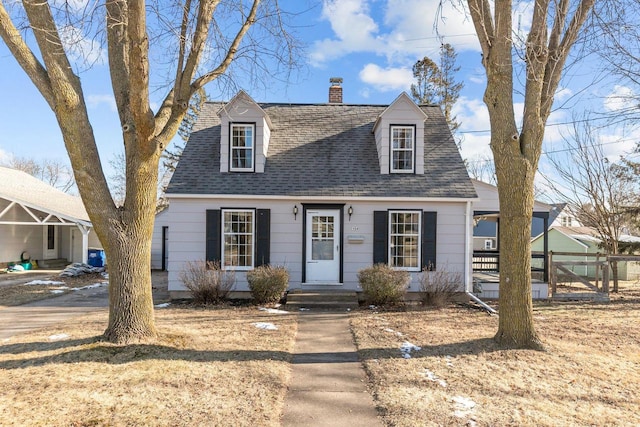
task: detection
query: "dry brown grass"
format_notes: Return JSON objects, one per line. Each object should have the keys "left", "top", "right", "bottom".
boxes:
{"left": 0, "top": 306, "right": 297, "bottom": 426}
{"left": 0, "top": 273, "right": 107, "bottom": 308}
{"left": 351, "top": 283, "right": 640, "bottom": 426}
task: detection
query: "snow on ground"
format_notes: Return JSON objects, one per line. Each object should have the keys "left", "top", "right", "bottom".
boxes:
{"left": 452, "top": 395, "right": 477, "bottom": 423}
{"left": 445, "top": 355, "right": 454, "bottom": 367}
{"left": 25, "top": 280, "right": 65, "bottom": 286}
{"left": 253, "top": 322, "right": 278, "bottom": 330}
{"left": 50, "top": 290, "right": 66, "bottom": 294}
{"left": 383, "top": 327, "right": 404, "bottom": 337}
{"left": 48, "top": 333, "right": 70, "bottom": 341}
{"left": 76, "top": 283, "right": 107, "bottom": 290}
{"left": 424, "top": 369, "right": 447, "bottom": 387}
{"left": 258, "top": 307, "right": 289, "bottom": 314}
{"left": 155, "top": 302, "right": 171, "bottom": 308}
{"left": 400, "top": 341, "right": 422, "bottom": 359}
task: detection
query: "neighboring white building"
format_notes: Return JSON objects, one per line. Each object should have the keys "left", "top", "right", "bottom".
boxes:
{"left": 0, "top": 166, "right": 102, "bottom": 267}
{"left": 160, "top": 85, "right": 478, "bottom": 298}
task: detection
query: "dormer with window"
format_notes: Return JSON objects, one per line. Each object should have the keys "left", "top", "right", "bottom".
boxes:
{"left": 373, "top": 92, "right": 427, "bottom": 175}
{"left": 219, "top": 91, "right": 272, "bottom": 173}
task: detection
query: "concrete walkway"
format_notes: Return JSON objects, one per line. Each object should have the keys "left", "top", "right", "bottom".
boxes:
{"left": 281, "top": 311, "right": 383, "bottom": 427}
{"left": 0, "top": 284, "right": 109, "bottom": 340}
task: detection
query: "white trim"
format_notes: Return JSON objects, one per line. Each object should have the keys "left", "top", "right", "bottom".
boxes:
{"left": 0, "top": 195, "right": 91, "bottom": 225}
{"left": 390, "top": 125, "right": 415, "bottom": 174}
{"left": 221, "top": 209, "right": 255, "bottom": 271}
{"left": 229, "top": 123, "right": 255, "bottom": 172}
{"left": 167, "top": 194, "right": 479, "bottom": 203}
{"left": 465, "top": 201, "right": 472, "bottom": 293}
{"left": 388, "top": 210, "right": 421, "bottom": 272}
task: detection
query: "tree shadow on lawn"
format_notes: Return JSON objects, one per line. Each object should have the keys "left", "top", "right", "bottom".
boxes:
{"left": 0, "top": 335, "right": 292, "bottom": 370}
{"left": 0, "top": 336, "right": 505, "bottom": 370}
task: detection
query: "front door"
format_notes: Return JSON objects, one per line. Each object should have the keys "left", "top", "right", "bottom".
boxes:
{"left": 305, "top": 209, "right": 340, "bottom": 283}
{"left": 43, "top": 225, "right": 58, "bottom": 259}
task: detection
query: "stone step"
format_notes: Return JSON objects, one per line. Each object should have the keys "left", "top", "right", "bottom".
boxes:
{"left": 552, "top": 292, "right": 610, "bottom": 302}
{"left": 285, "top": 290, "right": 360, "bottom": 310}
{"left": 36, "top": 258, "right": 69, "bottom": 269}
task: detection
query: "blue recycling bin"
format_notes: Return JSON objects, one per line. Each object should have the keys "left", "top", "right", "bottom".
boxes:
{"left": 87, "top": 248, "right": 106, "bottom": 267}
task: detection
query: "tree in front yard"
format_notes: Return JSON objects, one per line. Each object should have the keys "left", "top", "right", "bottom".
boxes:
{"left": 467, "top": 0, "right": 597, "bottom": 349}
{"left": 0, "top": 0, "right": 299, "bottom": 343}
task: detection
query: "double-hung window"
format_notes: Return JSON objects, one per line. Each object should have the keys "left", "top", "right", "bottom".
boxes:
{"left": 230, "top": 123, "right": 254, "bottom": 171}
{"left": 389, "top": 210, "right": 421, "bottom": 271}
{"left": 390, "top": 125, "right": 415, "bottom": 173}
{"left": 222, "top": 209, "right": 254, "bottom": 269}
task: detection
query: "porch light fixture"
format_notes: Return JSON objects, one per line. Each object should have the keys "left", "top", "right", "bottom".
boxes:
{"left": 293, "top": 205, "right": 298, "bottom": 220}
{"left": 348, "top": 205, "right": 353, "bottom": 220}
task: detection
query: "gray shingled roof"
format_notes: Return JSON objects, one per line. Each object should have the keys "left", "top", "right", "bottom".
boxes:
{"left": 167, "top": 102, "right": 476, "bottom": 198}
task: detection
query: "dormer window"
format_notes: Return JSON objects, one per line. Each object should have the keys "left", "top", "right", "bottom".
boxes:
{"left": 230, "top": 123, "right": 255, "bottom": 172}
{"left": 390, "top": 125, "right": 415, "bottom": 173}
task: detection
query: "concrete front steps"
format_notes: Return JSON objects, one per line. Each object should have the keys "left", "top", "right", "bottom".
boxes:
{"left": 285, "top": 289, "right": 359, "bottom": 311}
{"left": 36, "top": 258, "right": 69, "bottom": 269}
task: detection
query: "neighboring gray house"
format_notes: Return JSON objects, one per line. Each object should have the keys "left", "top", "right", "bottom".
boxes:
{"left": 0, "top": 166, "right": 102, "bottom": 267}
{"left": 162, "top": 84, "right": 478, "bottom": 298}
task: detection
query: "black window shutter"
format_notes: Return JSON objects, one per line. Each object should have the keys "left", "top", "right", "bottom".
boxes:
{"left": 206, "top": 210, "right": 221, "bottom": 263}
{"left": 422, "top": 211, "right": 437, "bottom": 270}
{"left": 373, "top": 211, "right": 389, "bottom": 264}
{"left": 256, "top": 209, "right": 270, "bottom": 266}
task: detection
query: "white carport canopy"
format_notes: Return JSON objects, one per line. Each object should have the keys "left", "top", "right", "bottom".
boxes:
{"left": 0, "top": 167, "right": 93, "bottom": 264}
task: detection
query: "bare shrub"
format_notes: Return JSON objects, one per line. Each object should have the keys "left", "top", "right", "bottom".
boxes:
{"left": 247, "top": 265, "right": 289, "bottom": 305}
{"left": 420, "top": 266, "right": 462, "bottom": 308}
{"left": 358, "top": 263, "right": 410, "bottom": 306}
{"left": 179, "top": 261, "right": 235, "bottom": 304}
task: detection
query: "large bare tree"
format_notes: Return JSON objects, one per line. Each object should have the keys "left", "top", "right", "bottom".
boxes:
{"left": 0, "top": 0, "right": 297, "bottom": 343}
{"left": 467, "top": 0, "right": 596, "bottom": 348}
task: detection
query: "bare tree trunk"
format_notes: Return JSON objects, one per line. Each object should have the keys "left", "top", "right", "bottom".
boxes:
{"left": 494, "top": 167, "right": 544, "bottom": 349}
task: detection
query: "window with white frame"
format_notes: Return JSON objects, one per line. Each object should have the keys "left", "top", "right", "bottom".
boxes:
{"left": 484, "top": 239, "right": 494, "bottom": 250}
{"left": 391, "top": 125, "right": 415, "bottom": 173}
{"left": 389, "top": 210, "right": 421, "bottom": 270}
{"left": 222, "top": 209, "right": 254, "bottom": 269}
{"left": 561, "top": 216, "right": 572, "bottom": 227}
{"left": 230, "top": 123, "right": 254, "bottom": 171}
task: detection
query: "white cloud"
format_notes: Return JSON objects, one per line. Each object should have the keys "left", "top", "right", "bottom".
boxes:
{"left": 310, "top": 0, "right": 479, "bottom": 67}
{"left": 59, "top": 25, "right": 105, "bottom": 67}
{"left": 87, "top": 94, "right": 117, "bottom": 112}
{"left": 0, "top": 148, "right": 12, "bottom": 164}
{"left": 310, "top": 0, "right": 383, "bottom": 65}
{"left": 358, "top": 64, "right": 413, "bottom": 91}
{"left": 603, "top": 85, "right": 637, "bottom": 113}
{"left": 554, "top": 87, "right": 573, "bottom": 102}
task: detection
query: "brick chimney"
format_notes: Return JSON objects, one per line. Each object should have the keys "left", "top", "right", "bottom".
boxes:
{"left": 329, "top": 77, "right": 343, "bottom": 103}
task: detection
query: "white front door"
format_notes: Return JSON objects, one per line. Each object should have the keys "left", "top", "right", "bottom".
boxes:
{"left": 43, "top": 225, "right": 58, "bottom": 259}
{"left": 305, "top": 209, "right": 341, "bottom": 283}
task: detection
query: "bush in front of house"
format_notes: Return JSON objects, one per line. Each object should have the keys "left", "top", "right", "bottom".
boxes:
{"left": 246, "top": 265, "right": 289, "bottom": 305}
{"left": 179, "top": 260, "right": 235, "bottom": 304}
{"left": 357, "top": 263, "right": 410, "bottom": 306}
{"left": 419, "top": 265, "right": 462, "bottom": 308}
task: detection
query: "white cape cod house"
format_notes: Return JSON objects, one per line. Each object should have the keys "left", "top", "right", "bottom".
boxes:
{"left": 162, "top": 82, "right": 480, "bottom": 298}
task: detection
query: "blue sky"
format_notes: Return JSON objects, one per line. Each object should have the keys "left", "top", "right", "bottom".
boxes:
{"left": 0, "top": 0, "right": 637, "bottom": 193}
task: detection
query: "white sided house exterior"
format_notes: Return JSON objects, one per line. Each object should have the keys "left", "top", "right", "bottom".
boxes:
{"left": 164, "top": 85, "right": 478, "bottom": 298}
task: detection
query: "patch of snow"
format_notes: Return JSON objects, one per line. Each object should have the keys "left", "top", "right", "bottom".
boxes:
{"left": 445, "top": 355, "right": 454, "bottom": 367}
{"left": 24, "top": 280, "right": 65, "bottom": 286}
{"left": 253, "top": 322, "right": 278, "bottom": 331}
{"left": 400, "top": 341, "right": 422, "bottom": 359}
{"left": 368, "top": 305, "right": 378, "bottom": 310}
{"left": 424, "top": 369, "right": 447, "bottom": 387}
{"left": 299, "top": 308, "right": 310, "bottom": 311}
{"left": 155, "top": 302, "right": 171, "bottom": 308}
{"left": 50, "top": 290, "right": 66, "bottom": 294}
{"left": 48, "top": 333, "right": 70, "bottom": 341}
{"left": 76, "top": 282, "right": 107, "bottom": 291}
{"left": 384, "top": 327, "right": 404, "bottom": 337}
{"left": 2, "top": 338, "right": 11, "bottom": 343}
{"left": 452, "top": 395, "right": 477, "bottom": 419}
{"left": 258, "top": 307, "right": 289, "bottom": 314}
